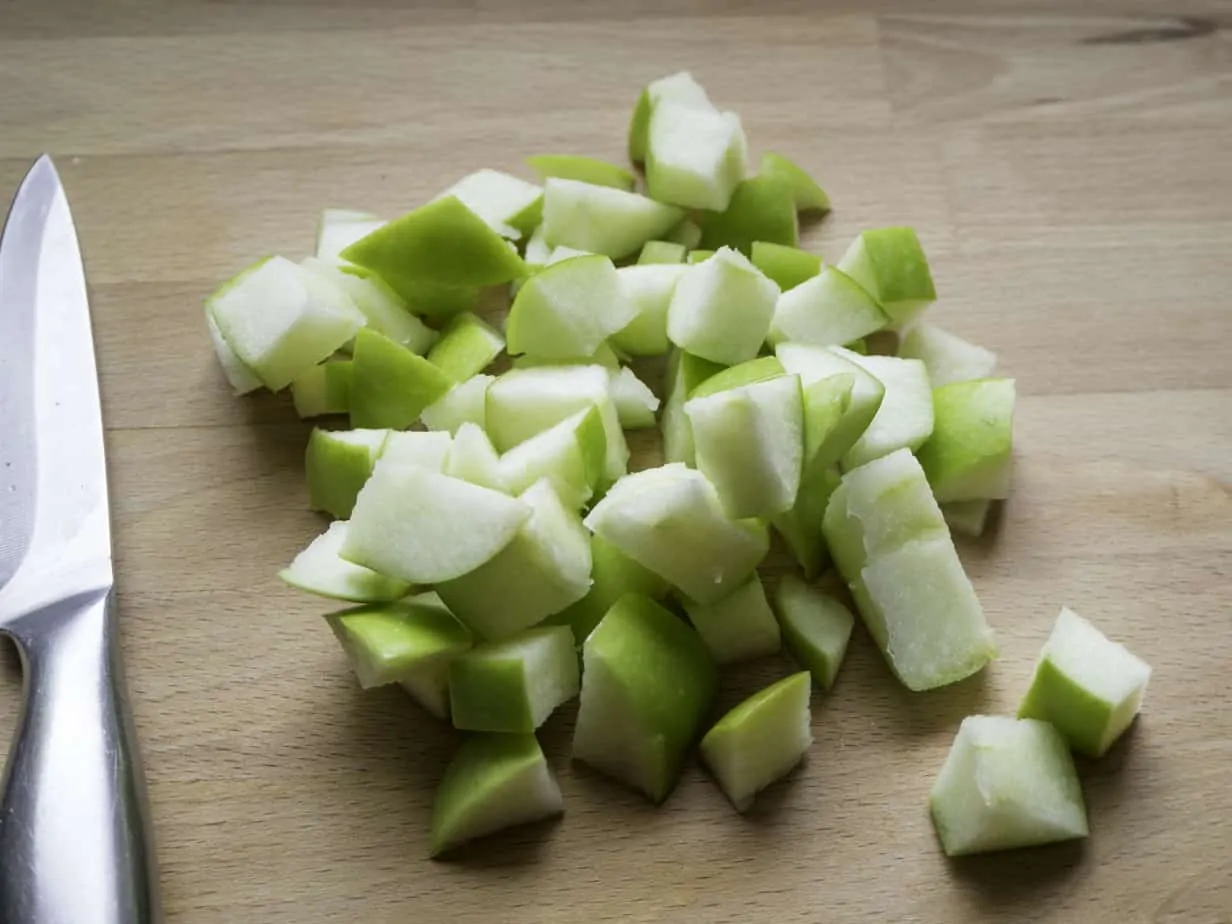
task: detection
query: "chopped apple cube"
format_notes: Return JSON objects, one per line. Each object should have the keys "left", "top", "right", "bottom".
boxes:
{"left": 426, "top": 312, "right": 505, "bottom": 383}
{"left": 608, "top": 366, "right": 660, "bottom": 429}
{"left": 440, "top": 168, "right": 542, "bottom": 239}
{"left": 661, "top": 349, "right": 725, "bottom": 466}
{"left": 636, "top": 240, "right": 687, "bottom": 265}
{"left": 667, "top": 246, "right": 780, "bottom": 365}
{"left": 280, "top": 521, "right": 412, "bottom": 603}
{"left": 768, "top": 266, "right": 888, "bottom": 348}
{"left": 421, "top": 374, "right": 493, "bottom": 435}
{"left": 305, "top": 427, "right": 388, "bottom": 519}
{"left": 627, "top": 71, "right": 716, "bottom": 163}
{"left": 206, "top": 312, "right": 263, "bottom": 395}
{"left": 349, "top": 328, "right": 453, "bottom": 429}
{"left": 291, "top": 360, "right": 352, "bottom": 418}
{"left": 837, "top": 227, "right": 936, "bottom": 329}
{"left": 526, "top": 154, "right": 636, "bottom": 191}
{"left": 750, "top": 241, "right": 822, "bottom": 292}
{"left": 917, "top": 379, "right": 1015, "bottom": 503}
{"left": 507, "top": 254, "right": 636, "bottom": 360}
{"left": 759, "top": 152, "right": 830, "bottom": 212}
{"left": 498, "top": 407, "right": 606, "bottom": 510}
{"left": 542, "top": 178, "right": 683, "bottom": 260}
{"left": 646, "top": 100, "right": 747, "bottom": 211}
{"left": 612, "top": 263, "right": 688, "bottom": 357}
{"left": 444, "top": 423, "right": 507, "bottom": 493}
{"left": 683, "top": 574, "right": 781, "bottom": 665}
{"left": 942, "top": 499, "right": 994, "bottom": 538}
{"left": 898, "top": 323, "right": 997, "bottom": 387}
{"left": 833, "top": 350, "right": 933, "bottom": 470}
{"left": 699, "top": 175, "right": 798, "bottom": 255}
{"left": 301, "top": 257, "right": 437, "bottom": 355}
{"left": 378, "top": 430, "right": 453, "bottom": 471}
{"left": 771, "top": 465, "right": 841, "bottom": 580}
{"left": 776, "top": 343, "right": 883, "bottom": 471}
{"left": 773, "top": 576, "right": 854, "bottom": 689}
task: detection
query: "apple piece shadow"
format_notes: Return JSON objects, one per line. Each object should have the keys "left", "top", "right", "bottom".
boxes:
{"left": 947, "top": 838, "right": 1087, "bottom": 911}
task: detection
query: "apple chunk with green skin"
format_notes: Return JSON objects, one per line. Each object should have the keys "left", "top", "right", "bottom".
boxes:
{"left": 542, "top": 178, "right": 683, "bottom": 260}
{"left": 507, "top": 254, "right": 636, "bottom": 360}
{"left": 683, "top": 574, "right": 781, "bottom": 665}
{"left": 833, "top": 349, "right": 933, "bottom": 470}
{"left": 305, "top": 427, "right": 388, "bottom": 519}
{"left": 206, "top": 313, "right": 263, "bottom": 395}
{"left": 627, "top": 71, "right": 715, "bottom": 163}
{"left": 444, "top": 423, "right": 507, "bottom": 493}
{"left": 1018, "top": 607, "right": 1152, "bottom": 757}
{"left": 436, "top": 479, "right": 592, "bottom": 639}
{"left": 341, "top": 195, "right": 526, "bottom": 287}
{"left": 699, "top": 175, "right": 798, "bottom": 255}
{"left": 527, "top": 154, "right": 636, "bottom": 192}
{"left": 930, "top": 716, "right": 1088, "bottom": 857}
{"left": 646, "top": 99, "right": 747, "bottom": 211}
{"left": 700, "top": 672, "right": 812, "bottom": 813}
{"left": 837, "top": 227, "right": 936, "bottom": 329}
{"left": 378, "top": 430, "right": 452, "bottom": 470}
{"left": 421, "top": 374, "right": 493, "bottom": 435}
{"left": 426, "top": 312, "right": 505, "bottom": 384}
{"left": 611, "top": 263, "right": 688, "bottom": 357}
{"left": 660, "top": 349, "right": 725, "bottom": 466}
{"left": 773, "top": 576, "right": 854, "bottom": 689}
{"left": 667, "top": 246, "right": 780, "bottom": 365}
{"left": 584, "top": 464, "right": 769, "bottom": 605}
{"left": 917, "top": 378, "right": 1015, "bottom": 503}
{"left": 440, "top": 168, "right": 542, "bottom": 239}
{"left": 430, "top": 733, "right": 563, "bottom": 857}
{"left": 326, "top": 596, "right": 473, "bottom": 719}
{"left": 636, "top": 240, "right": 686, "bottom": 265}
{"left": 768, "top": 266, "right": 889, "bottom": 348}
{"left": 759, "top": 152, "right": 830, "bottom": 212}
{"left": 772, "top": 465, "right": 842, "bottom": 580}
{"left": 207, "top": 256, "right": 365, "bottom": 391}
{"left": 573, "top": 594, "right": 718, "bottom": 803}
{"left": 498, "top": 406, "right": 606, "bottom": 510}
{"left": 686, "top": 372, "right": 804, "bottom": 519}
{"left": 291, "top": 360, "right": 351, "bottom": 418}
{"left": 281, "top": 521, "right": 412, "bottom": 603}
{"left": 898, "top": 323, "right": 997, "bottom": 387}
{"left": 315, "top": 209, "right": 383, "bottom": 264}
{"left": 942, "top": 499, "right": 994, "bottom": 538}
{"left": 776, "top": 344, "right": 885, "bottom": 471}
{"left": 342, "top": 463, "right": 529, "bottom": 584}
{"left": 608, "top": 366, "right": 660, "bottom": 429}
{"left": 750, "top": 241, "right": 821, "bottom": 292}
{"left": 449, "top": 626, "right": 580, "bottom": 733}
{"left": 301, "top": 257, "right": 437, "bottom": 355}
{"left": 349, "top": 328, "right": 454, "bottom": 430}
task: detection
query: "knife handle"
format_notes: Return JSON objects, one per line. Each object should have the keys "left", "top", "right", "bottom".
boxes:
{"left": 0, "top": 588, "right": 160, "bottom": 923}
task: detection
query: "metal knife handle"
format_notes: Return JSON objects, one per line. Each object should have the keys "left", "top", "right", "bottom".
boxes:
{"left": 0, "top": 588, "right": 159, "bottom": 923}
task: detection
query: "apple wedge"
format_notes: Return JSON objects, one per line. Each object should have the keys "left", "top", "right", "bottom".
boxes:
{"left": 440, "top": 168, "right": 543, "bottom": 239}
{"left": 917, "top": 378, "right": 1015, "bottom": 503}
{"left": 281, "top": 521, "right": 412, "bottom": 603}
{"left": 612, "top": 263, "right": 688, "bottom": 357}
{"left": 646, "top": 100, "right": 747, "bottom": 211}
{"left": 435, "top": 479, "right": 592, "bottom": 639}
{"left": 343, "top": 463, "right": 529, "bottom": 584}
{"left": 426, "top": 312, "right": 505, "bottom": 384}
{"left": 768, "top": 266, "right": 889, "bottom": 348}
{"left": 546, "top": 533, "right": 670, "bottom": 645}
{"left": 326, "top": 595, "right": 473, "bottom": 719}
{"left": 573, "top": 594, "right": 718, "bottom": 803}
{"left": 449, "top": 625, "right": 580, "bottom": 732}
{"left": 667, "top": 246, "right": 780, "bottom": 365}
{"left": 305, "top": 427, "right": 388, "bottom": 519}
{"left": 507, "top": 254, "right": 636, "bottom": 360}
{"left": 683, "top": 574, "right": 781, "bottom": 665}
{"left": 291, "top": 360, "right": 352, "bottom": 418}
{"left": 832, "top": 350, "right": 933, "bottom": 470}
{"left": 699, "top": 175, "right": 798, "bottom": 255}
{"left": 527, "top": 154, "right": 636, "bottom": 192}
{"left": 584, "top": 464, "right": 769, "bottom": 604}
{"left": 750, "top": 241, "right": 822, "bottom": 292}
{"left": 837, "top": 227, "right": 936, "bottom": 329}
{"left": 930, "top": 716, "right": 1089, "bottom": 857}
{"left": 430, "top": 733, "right": 563, "bottom": 857}
{"left": 421, "top": 374, "right": 493, "bottom": 435}
{"left": 542, "top": 178, "right": 683, "bottom": 259}
{"left": 444, "top": 423, "right": 508, "bottom": 493}
{"left": 627, "top": 71, "right": 715, "bottom": 163}
{"left": 898, "top": 323, "right": 997, "bottom": 387}
{"left": 349, "top": 328, "right": 454, "bottom": 430}
{"left": 759, "top": 152, "right": 830, "bottom": 212}
{"left": 700, "top": 672, "right": 812, "bottom": 812}
{"left": 1018, "top": 607, "right": 1151, "bottom": 757}
{"left": 773, "top": 576, "right": 854, "bottom": 689}
{"left": 636, "top": 240, "right": 687, "bottom": 265}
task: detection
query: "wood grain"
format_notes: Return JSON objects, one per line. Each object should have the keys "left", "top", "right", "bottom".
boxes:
{"left": 2, "top": 2, "right": 1230, "bottom": 922}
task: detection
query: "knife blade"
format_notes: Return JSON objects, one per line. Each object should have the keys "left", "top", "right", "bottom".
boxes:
{"left": 0, "top": 155, "right": 159, "bottom": 923}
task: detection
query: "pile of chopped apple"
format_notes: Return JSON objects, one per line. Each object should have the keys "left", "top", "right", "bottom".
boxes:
{"left": 207, "top": 72, "right": 1151, "bottom": 859}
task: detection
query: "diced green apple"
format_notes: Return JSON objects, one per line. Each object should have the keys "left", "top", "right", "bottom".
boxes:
{"left": 773, "top": 576, "right": 854, "bottom": 689}
{"left": 430, "top": 733, "right": 563, "bottom": 857}
{"left": 526, "top": 154, "right": 636, "bottom": 191}
{"left": 206, "top": 312, "right": 263, "bottom": 395}
{"left": 341, "top": 195, "right": 527, "bottom": 288}
{"left": 699, "top": 175, "right": 798, "bottom": 255}
{"left": 686, "top": 249, "right": 714, "bottom": 264}
{"left": 291, "top": 360, "right": 352, "bottom": 418}
{"left": 661, "top": 349, "right": 725, "bottom": 466}
{"left": 305, "top": 427, "right": 388, "bottom": 519}
{"left": 771, "top": 465, "right": 841, "bottom": 580}
{"left": 837, "top": 227, "right": 936, "bottom": 329}
{"left": 449, "top": 625, "right": 580, "bottom": 732}
{"left": 917, "top": 379, "right": 1015, "bottom": 503}
{"left": 421, "top": 374, "right": 494, "bottom": 434}
{"left": 942, "top": 499, "right": 994, "bottom": 538}
{"left": 507, "top": 254, "right": 636, "bottom": 360}
{"left": 646, "top": 100, "right": 747, "bottom": 211}
{"left": 546, "top": 533, "right": 670, "bottom": 645}
{"left": 1018, "top": 607, "right": 1152, "bottom": 757}
{"left": 628, "top": 71, "right": 715, "bottom": 163}
{"left": 750, "top": 241, "right": 822, "bottom": 292}
{"left": 207, "top": 256, "right": 365, "bottom": 391}
{"left": 637, "top": 240, "right": 687, "bottom": 265}
{"left": 898, "top": 323, "right": 997, "bottom": 387}
{"left": 435, "top": 479, "right": 592, "bottom": 639}
{"left": 930, "top": 716, "right": 1089, "bottom": 857}
{"left": 326, "top": 596, "right": 473, "bottom": 719}
{"left": 798, "top": 373, "right": 855, "bottom": 474}
{"left": 541, "top": 178, "right": 683, "bottom": 260}
{"left": 685, "top": 373, "right": 804, "bottom": 518}
{"left": 522, "top": 224, "right": 553, "bottom": 268}
{"left": 776, "top": 343, "right": 885, "bottom": 470}
{"left": 832, "top": 350, "right": 933, "bottom": 470}
{"left": 444, "top": 423, "right": 508, "bottom": 492}
{"left": 512, "top": 341, "right": 621, "bottom": 371}
{"left": 759, "top": 152, "right": 831, "bottom": 212}
{"left": 377, "top": 273, "right": 480, "bottom": 323}
{"left": 608, "top": 366, "right": 660, "bottom": 429}
{"left": 699, "top": 672, "right": 812, "bottom": 812}
{"left": 302, "top": 257, "right": 438, "bottom": 355}
{"left": 497, "top": 406, "right": 606, "bottom": 510}
{"left": 426, "top": 312, "right": 505, "bottom": 383}
{"left": 343, "top": 464, "right": 530, "bottom": 584}
{"left": 440, "top": 169, "right": 543, "bottom": 239}
{"left": 315, "top": 209, "right": 384, "bottom": 264}
{"left": 611, "top": 264, "right": 688, "bottom": 356}
{"left": 768, "top": 266, "right": 889, "bottom": 348}
{"left": 683, "top": 574, "right": 781, "bottom": 665}
{"left": 573, "top": 594, "right": 718, "bottom": 803}
{"left": 349, "top": 328, "right": 454, "bottom": 429}
{"left": 280, "top": 521, "right": 412, "bottom": 603}
{"left": 378, "top": 430, "right": 453, "bottom": 471}
{"left": 667, "top": 246, "right": 780, "bottom": 365}
{"left": 584, "top": 464, "right": 769, "bottom": 604}
{"left": 688, "top": 355, "right": 785, "bottom": 399}
{"left": 666, "top": 218, "right": 704, "bottom": 250}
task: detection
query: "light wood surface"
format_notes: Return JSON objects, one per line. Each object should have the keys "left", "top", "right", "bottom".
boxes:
{"left": 2, "top": 3, "right": 1231, "bottom": 921}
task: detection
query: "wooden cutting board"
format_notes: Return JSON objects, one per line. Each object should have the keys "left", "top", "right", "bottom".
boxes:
{"left": 1, "top": 2, "right": 1229, "bottom": 921}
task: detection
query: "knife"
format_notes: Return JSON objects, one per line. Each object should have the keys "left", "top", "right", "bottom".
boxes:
{"left": 0, "top": 156, "right": 159, "bottom": 922}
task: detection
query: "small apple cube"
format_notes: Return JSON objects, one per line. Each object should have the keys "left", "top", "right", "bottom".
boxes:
{"left": 305, "top": 427, "right": 388, "bottom": 519}
{"left": 773, "top": 576, "right": 854, "bottom": 689}
{"left": 291, "top": 360, "right": 352, "bottom": 419}
{"left": 942, "top": 499, "right": 994, "bottom": 538}
{"left": 667, "top": 246, "right": 780, "bottom": 365}
{"left": 378, "top": 430, "right": 452, "bottom": 470}
{"left": 666, "top": 218, "right": 704, "bottom": 249}
{"left": 584, "top": 465, "right": 769, "bottom": 605}
{"left": 636, "top": 240, "right": 687, "bottom": 265}
{"left": 917, "top": 378, "right": 1016, "bottom": 503}
{"left": 768, "top": 266, "right": 889, "bottom": 348}
{"left": 750, "top": 241, "right": 822, "bottom": 292}
{"left": 301, "top": 257, "right": 437, "bottom": 355}
{"left": 573, "top": 594, "right": 718, "bottom": 803}
{"left": 426, "top": 312, "right": 505, "bottom": 384}
{"left": 430, "top": 733, "right": 563, "bottom": 857}
{"left": 315, "top": 209, "right": 383, "bottom": 264}
{"left": 683, "top": 574, "right": 781, "bottom": 665}
{"left": 206, "top": 312, "right": 263, "bottom": 395}
{"left": 498, "top": 406, "right": 606, "bottom": 510}
{"left": 526, "top": 154, "right": 636, "bottom": 192}
{"left": 349, "top": 328, "right": 453, "bottom": 430}
{"left": 834, "top": 350, "right": 933, "bottom": 470}
{"left": 542, "top": 178, "right": 683, "bottom": 260}
{"left": 343, "top": 463, "right": 529, "bottom": 584}
{"left": 627, "top": 71, "right": 715, "bottom": 163}
{"left": 772, "top": 465, "right": 842, "bottom": 580}
{"left": 507, "top": 254, "right": 636, "bottom": 360}
{"left": 608, "top": 367, "right": 660, "bottom": 430}
{"left": 699, "top": 175, "right": 797, "bottom": 255}
{"left": 280, "top": 521, "right": 412, "bottom": 604}
{"left": 435, "top": 479, "right": 592, "bottom": 639}
{"left": 443, "top": 423, "right": 507, "bottom": 493}
{"left": 930, "top": 716, "right": 1089, "bottom": 857}
{"left": 837, "top": 227, "right": 936, "bottom": 329}
{"left": 759, "top": 152, "right": 830, "bottom": 212}
{"left": 612, "top": 263, "right": 688, "bottom": 356}
{"left": 440, "top": 168, "right": 542, "bottom": 239}
{"left": 898, "top": 323, "right": 997, "bottom": 387}
{"left": 326, "top": 595, "right": 473, "bottom": 719}
{"left": 1018, "top": 607, "right": 1152, "bottom": 757}
{"left": 421, "top": 374, "right": 493, "bottom": 435}
{"left": 700, "top": 672, "right": 812, "bottom": 812}
{"left": 661, "top": 349, "right": 726, "bottom": 466}
{"left": 646, "top": 100, "right": 747, "bottom": 212}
